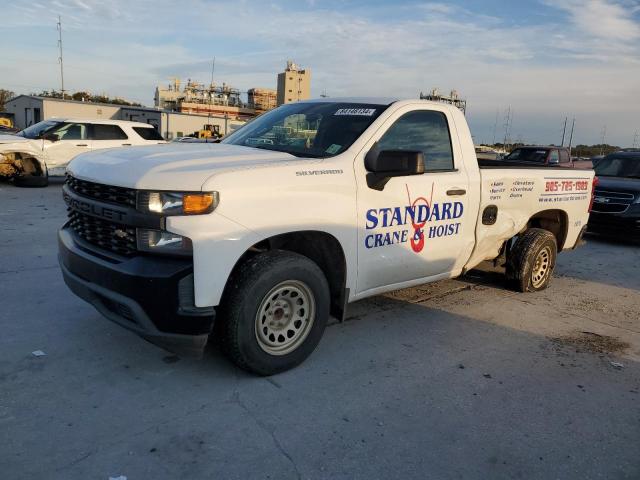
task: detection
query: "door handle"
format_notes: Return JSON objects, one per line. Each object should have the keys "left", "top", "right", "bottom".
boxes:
{"left": 122, "top": 143, "right": 132, "bottom": 146}
{"left": 75, "top": 144, "right": 89, "bottom": 147}
{"left": 446, "top": 188, "right": 466, "bottom": 196}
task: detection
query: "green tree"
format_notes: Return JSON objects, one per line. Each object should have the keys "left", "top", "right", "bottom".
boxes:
{"left": 71, "top": 91, "right": 91, "bottom": 101}
{"left": 0, "top": 89, "right": 15, "bottom": 111}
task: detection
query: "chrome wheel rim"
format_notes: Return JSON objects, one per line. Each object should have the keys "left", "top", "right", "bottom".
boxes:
{"left": 531, "top": 246, "right": 552, "bottom": 288}
{"left": 255, "top": 280, "right": 315, "bottom": 356}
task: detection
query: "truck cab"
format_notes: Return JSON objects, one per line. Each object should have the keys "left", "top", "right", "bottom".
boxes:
{"left": 59, "top": 99, "right": 595, "bottom": 374}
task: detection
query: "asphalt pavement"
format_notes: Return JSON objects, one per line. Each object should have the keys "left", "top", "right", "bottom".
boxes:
{"left": 1, "top": 179, "right": 639, "bottom": 480}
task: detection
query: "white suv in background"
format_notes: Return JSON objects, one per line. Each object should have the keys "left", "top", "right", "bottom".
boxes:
{"left": 0, "top": 118, "right": 165, "bottom": 186}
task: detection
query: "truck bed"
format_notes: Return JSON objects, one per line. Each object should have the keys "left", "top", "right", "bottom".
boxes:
{"left": 477, "top": 158, "right": 593, "bottom": 170}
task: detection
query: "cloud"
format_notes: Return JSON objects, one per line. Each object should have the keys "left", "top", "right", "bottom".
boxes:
{"left": 545, "top": 0, "right": 640, "bottom": 42}
{"left": 2, "top": 0, "right": 640, "bottom": 145}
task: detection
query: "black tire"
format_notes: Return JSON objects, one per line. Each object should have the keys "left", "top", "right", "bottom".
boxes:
{"left": 506, "top": 228, "right": 557, "bottom": 292}
{"left": 13, "top": 170, "right": 49, "bottom": 188}
{"left": 219, "top": 250, "right": 330, "bottom": 375}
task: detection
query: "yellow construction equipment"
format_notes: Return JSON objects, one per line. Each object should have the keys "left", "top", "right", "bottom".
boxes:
{"left": 194, "top": 124, "right": 222, "bottom": 139}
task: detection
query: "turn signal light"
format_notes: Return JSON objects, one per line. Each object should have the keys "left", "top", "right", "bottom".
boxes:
{"left": 183, "top": 193, "right": 216, "bottom": 215}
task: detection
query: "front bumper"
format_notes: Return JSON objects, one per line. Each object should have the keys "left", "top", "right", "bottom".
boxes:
{"left": 588, "top": 210, "right": 640, "bottom": 240}
{"left": 58, "top": 227, "right": 215, "bottom": 356}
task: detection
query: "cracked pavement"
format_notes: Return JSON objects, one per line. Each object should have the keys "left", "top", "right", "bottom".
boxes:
{"left": 1, "top": 180, "right": 639, "bottom": 479}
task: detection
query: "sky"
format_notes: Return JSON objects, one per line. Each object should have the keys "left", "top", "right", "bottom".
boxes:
{"left": 2, "top": 0, "right": 640, "bottom": 146}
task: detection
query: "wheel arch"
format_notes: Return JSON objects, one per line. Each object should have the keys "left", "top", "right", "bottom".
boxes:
{"left": 222, "top": 230, "right": 349, "bottom": 321}
{"left": 525, "top": 209, "right": 569, "bottom": 251}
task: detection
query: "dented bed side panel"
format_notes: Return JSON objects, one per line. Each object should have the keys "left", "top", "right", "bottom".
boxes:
{"left": 464, "top": 168, "right": 595, "bottom": 270}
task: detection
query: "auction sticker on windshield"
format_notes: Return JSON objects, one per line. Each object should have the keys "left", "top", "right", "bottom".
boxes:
{"left": 334, "top": 108, "right": 377, "bottom": 116}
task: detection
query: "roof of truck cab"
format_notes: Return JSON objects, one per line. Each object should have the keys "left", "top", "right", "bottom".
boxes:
{"left": 301, "top": 97, "right": 398, "bottom": 105}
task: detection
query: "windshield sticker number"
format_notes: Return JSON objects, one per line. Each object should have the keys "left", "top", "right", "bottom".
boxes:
{"left": 334, "top": 108, "right": 376, "bottom": 116}
{"left": 325, "top": 144, "right": 342, "bottom": 154}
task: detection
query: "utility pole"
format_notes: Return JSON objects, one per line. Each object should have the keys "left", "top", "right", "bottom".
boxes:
{"left": 567, "top": 118, "right": 575, "bottom": 157}
{"left": 492, "top": 109, "right": 499, "bottom": 145}
{"left": 561, "top": 117, "right": 567, "bottom": 146}
{"left": 599, "top": 125, "right": 607, "bottom": 156}
{"left": 208, "top": 57, "right": 215, "bottom": 127}
{"left": 57, "top": 15, "right": 65, "bottom": 98}
{"left": 503, "top": 106, "right": 512, "bottom": 150}
{"left": 633, "top": 130, "right": 639, "bottom": 149}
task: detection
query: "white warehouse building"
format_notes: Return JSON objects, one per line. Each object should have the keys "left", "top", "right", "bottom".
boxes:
{"left": 4, "top": 95, "right": 245, "bottom": 140}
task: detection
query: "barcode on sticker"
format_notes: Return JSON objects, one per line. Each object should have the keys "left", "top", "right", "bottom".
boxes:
{"left": 334, "top": 108, "right": 376, "bottom": 116}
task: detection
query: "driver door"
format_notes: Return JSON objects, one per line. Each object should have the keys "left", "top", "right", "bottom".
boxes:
{"left": 43, "top": 122, "right": 91, "bottom": 168}
{"left": 355, "top": 105, "right": 475, "bottom": 295}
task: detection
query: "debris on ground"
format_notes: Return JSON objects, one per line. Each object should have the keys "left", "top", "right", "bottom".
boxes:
{"left": 550, "top": 331, "right": 630, "bottom": 355}
{"left": 610, "top": 361, "right": 624, "bottom": 369}
{"left": 108, "top": 476, "right": 127, "bottom": 480}
{"left": 31, "top": 350, "right": 46, "bottom": 357}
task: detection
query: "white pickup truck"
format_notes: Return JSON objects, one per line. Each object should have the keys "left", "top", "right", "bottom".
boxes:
{"left": 59, "top": 99, "right": 596, "bottom": 375}
{"left": 0, "top": 118, "right": 165, "bottom": 186}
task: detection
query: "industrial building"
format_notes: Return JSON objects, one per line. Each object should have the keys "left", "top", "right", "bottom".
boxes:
{"left": 247, "top": 88, "right": 277, "bottom": 115}
{"left": 419, "top": 88, "right": 467, "bottom": 114}
{"left": 4, "top": 95, "right": 245, "bottom": 140}
{"left": 154, "top": 79, "right": 256, "bottom": 121}
{"left": 277, "top": 61, "right": 311, "bottom": 106}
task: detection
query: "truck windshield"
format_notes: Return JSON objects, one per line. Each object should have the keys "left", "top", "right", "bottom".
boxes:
{"left": 504, "top": 148, "right": 548, "bottom": 163}
{"left": 594, "top": 156, "right": 640, "bottom": 178}
{"left": 17, "top": 120, "right": 62, "bottom": 139}
{"left": 222, "top": 102, "right": 387, "bottom": 158}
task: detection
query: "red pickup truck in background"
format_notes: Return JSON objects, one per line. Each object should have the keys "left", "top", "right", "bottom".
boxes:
{"left": 495, "top": 146, "right": 593, "bottom": 169}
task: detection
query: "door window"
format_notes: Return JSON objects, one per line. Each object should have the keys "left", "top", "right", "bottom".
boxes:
{"left": 91, "top": 124, "right": 128, "bottom": 140}
{"left": 377, "top": 110, "right": 454, "bottom": 171}
{"left": 548, "top": 150, "right": 560, "bottom": 163}
{"left": 51, "top": 122, "right": 88, "bottom": 140}
{"left": 133, "top": 126, "right": 164, "bottom": 140}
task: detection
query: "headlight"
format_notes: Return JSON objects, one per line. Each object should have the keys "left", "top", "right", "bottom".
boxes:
{"left": 137, "top": 191, "right": 219, "bottom": 216}
{"left": 137, "top": 229, "right": 192, "bottom": 256}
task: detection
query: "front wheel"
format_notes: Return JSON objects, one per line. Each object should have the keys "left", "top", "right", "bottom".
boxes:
{"left": 506, "top": 228, "right": 557, "bottom": 292}
{"left": 219, "top": 250, "right": 330, "bottom": 375}
{"left": 13, "top": 163, "right": 49, "bottom": 187}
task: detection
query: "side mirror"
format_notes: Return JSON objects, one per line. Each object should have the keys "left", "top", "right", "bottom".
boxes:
{"left": 364, "top": 147, "right": 425, "bottom": 190}
{"left": 42, "top": 132, "right": 59, "bottom": 142}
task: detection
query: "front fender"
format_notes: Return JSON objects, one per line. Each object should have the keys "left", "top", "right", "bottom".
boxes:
{"left": 166, "top": 212, "right": 261, "bottom": 307}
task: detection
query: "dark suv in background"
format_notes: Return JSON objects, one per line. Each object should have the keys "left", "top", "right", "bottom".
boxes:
{"left": 588, "top": 151, "right": 640, "bottom": 240}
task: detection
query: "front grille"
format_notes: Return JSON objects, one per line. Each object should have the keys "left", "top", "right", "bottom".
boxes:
{"left": 591, "top": 202, "right": 629, "bottom": 213}
{"left": 68, "top": 210, "right": 137, "bottom": 256}
{"left": 66, "top": 175, "right": 136, "bottom": 208}
{"left": 592, "top": 188, "right": 635, "bottom": 213}
{"left": 594, "top": 188, "right": 635, "bottom": 201}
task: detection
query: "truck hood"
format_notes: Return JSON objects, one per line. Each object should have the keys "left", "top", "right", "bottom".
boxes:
{"left": 0, "top": 134, "right": 30, "bottom": 145}
{"left": 67, "top": 143, "right": 300, "bottom": 190}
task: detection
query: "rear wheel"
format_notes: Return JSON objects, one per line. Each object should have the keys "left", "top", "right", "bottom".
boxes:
{"left": 220, "top": 250, "right": 330, "bottom": 375}
{"left": 506, "top": 228, "right": 557, "bottom": 292}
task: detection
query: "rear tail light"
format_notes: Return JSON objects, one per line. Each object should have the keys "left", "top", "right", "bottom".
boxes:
{"left": 588, "top": 176, "right": 599, "bottom": 212}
